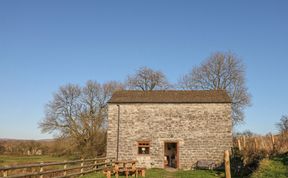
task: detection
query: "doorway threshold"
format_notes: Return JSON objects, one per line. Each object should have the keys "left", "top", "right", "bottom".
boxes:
{"left": 165, "top": 167, "right": 177, "bottom": 172}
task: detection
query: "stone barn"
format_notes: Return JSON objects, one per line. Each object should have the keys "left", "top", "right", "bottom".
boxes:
{"left": 106, "top": 90, "right": 232, "bottom": 169}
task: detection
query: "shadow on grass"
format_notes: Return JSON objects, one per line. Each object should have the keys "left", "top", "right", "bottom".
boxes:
{"left": 274, "top": 152, "right": 288, "bottom": 166}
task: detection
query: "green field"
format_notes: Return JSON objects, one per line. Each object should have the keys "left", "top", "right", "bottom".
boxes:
{"left": 0, "top": 155, "right": 68, "bottom": 166}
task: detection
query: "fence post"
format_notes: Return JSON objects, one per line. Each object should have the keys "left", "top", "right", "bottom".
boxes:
{"left": 224, "top": 150, "right": 231, "bottom": 178}
{"left": 94, "top": 157, "right": 98, "bottom": 171}
{"left": 80, "top": 158, "right": 84, "bottom": 176}
{"left": 270, "top": 134, "right": 275, "bottom": 151}
{"left": 237, "top": 138, "right": 242, "bottom": 151}
{"left": 254, "top": 138, "right": 258, "bottom": 151}
{"left": 106, "top": 170, "right": 111, "bottom": 178}
{"left": 271, "top": 134, "right": 275, "bottom": 144}
{"left": 39, "top": 162, "right": 44, "bottom": 178}
{"left": 115, "top": 162, "right": 119, "bottom": 178}
{"left": 63, "top": 160, "right": 67, "bottom": 176}
{"left": 243, "top": 136, "right": 246, "bottom": 149}
{"left": 3, "top": 169, "right": 8, "bottom": 177}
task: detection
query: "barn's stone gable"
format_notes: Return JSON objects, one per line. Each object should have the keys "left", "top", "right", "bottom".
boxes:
{"left": 107, "top": 103, "right": 232, "bottom": 169}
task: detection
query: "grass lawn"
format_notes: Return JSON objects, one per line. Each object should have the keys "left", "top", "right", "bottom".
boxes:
{"left": 250, "top": 154, "right": 288, "bottom": 178}
{"left": 0, "top": 155, "right": 69, "bottom": 166}
{"left": 83, "top": 154, "right": 288, "bottom": 178}
{"left": 1, "top": 154, "right": 287, "bottom": 177}
{"left": 82, "top": 168, "right": 226, "bottom": 178}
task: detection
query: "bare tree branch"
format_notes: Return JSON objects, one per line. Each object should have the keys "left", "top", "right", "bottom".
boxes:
{"left": 276, "top": 115, "right": 288, "bottom": 133}
{"left": 39, "top": 81, "right": 123, "bottom": 157}
{"left": 178, "top": 51, "right": 251, "bottom": 125}
{"left": 126, "top": 66, "right": 171, "bottom": 90}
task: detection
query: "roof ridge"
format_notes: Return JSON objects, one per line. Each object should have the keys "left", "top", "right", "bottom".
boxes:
{"left": 109, "top": 90, "right": 231, "bottom": 103}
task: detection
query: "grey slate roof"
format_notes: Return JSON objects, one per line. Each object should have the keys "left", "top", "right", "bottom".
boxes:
{"left": 108, "top": 90, "right": 231, "bottom": 103}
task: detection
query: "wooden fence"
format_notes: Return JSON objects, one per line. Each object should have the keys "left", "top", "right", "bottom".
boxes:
{"left": 0, "top": 157, "right": 114, "bottom": 178}
{"left": 234, "top": 132, "right": 288, "bottom": 154}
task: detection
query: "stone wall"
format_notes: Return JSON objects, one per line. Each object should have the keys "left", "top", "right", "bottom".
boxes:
{"left": 106, "top": 103, "right": 232, "bottom": 169}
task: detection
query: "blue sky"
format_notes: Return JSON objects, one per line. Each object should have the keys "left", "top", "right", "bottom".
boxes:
{"left": 0, "top": 0, "right": 288, "bottom": 139}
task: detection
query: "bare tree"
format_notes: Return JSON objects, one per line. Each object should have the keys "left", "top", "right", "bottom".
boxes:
{"left": 0, "top": 144, "right": 5, "bottom": 154}
{"left": 179, "top": 51, "right": 251, "bottom": 125}
{"left": 39, "top": 80, "right": 123, "bottom": 157}
{"left": 126, "top": 66, "right": 171, "bottom": 90}
{"left": 276, "top": 115, "right": 288, "bottom": 133}
{"left": 234, "top": 130, "right": 256, "bottom": 137}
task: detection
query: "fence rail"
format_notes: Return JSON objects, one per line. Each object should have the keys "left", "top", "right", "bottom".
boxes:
{"left": 0, "top": 157, "right": 115, "bottom": 178}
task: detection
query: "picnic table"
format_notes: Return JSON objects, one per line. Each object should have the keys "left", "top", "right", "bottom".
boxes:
{"left": 103, "top": 160, "right": 146, "bottom": 178}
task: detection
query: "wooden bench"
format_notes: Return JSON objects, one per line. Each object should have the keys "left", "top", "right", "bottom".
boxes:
{"left": 194, "top": 160, "right": 217, "bottom": 170}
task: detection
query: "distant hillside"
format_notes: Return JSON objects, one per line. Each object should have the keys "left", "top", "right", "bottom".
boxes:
{"left": 0, "top": 138, "right": 54, "bottom": 141}
{"left": 0, "top": 138, "right": 60, "bottom": 156}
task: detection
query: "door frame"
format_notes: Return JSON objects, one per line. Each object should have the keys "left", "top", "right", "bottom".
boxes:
{"left": 163, "top": 141, "right": 179, "bottom": 169}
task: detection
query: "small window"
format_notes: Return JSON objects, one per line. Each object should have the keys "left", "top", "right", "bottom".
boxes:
{"left": 138, "top": 141, "right": 150, "bottom": 154}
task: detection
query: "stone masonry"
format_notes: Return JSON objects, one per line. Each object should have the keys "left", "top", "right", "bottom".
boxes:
{"left": 106, "top": 102, "right": 232, "bottom": 169}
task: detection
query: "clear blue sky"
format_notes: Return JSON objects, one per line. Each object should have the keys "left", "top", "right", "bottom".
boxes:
{"left": 1, "top": 1, "right": 288, "bottom": 139}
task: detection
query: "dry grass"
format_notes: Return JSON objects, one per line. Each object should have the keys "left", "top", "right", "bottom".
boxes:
{"left": 234, "top": 132, "right": 288, "bottom": 159}
{"left": 231, "top": 132, "right": 288, "bottom": 177}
